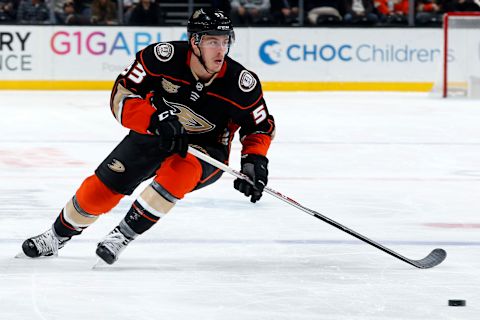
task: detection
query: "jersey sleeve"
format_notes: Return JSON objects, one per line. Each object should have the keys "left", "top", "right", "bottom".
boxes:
{"left": 234, "top": 70, "right": 276, "bottom": 157}
{"left": 109, "top": 43, "right": 174, "bottom": 134}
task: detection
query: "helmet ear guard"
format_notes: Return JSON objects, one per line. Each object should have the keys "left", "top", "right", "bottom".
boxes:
{"left": 192, "top": 33, "right": 201, "bottom": 46}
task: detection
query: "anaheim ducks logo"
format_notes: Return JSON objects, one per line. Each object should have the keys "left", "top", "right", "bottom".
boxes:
{"left": 192, "top": 9, "right": 204, "bottom": 19}
{"left": 107, "top": 159, "right": 125, "bottom": 173}
{"left": 162, "top": 98, "right": 215, "bottom": 133}
{"left": 162, "top": 78, "right": 180, "bottom": 93}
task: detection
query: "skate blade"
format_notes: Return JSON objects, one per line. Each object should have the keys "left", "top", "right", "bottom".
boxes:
{"left": 92, "top": 258, "right": 109, "bottom": 270}
{"left": 14, "top": 251, "right": 27, "bottom": 259}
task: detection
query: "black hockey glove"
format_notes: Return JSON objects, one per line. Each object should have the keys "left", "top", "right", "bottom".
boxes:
{"left": 234, "top": 154, "right": 268, "bottom": 203}
{"left": 148, "top": 97, "right": 188, "bottom": 158}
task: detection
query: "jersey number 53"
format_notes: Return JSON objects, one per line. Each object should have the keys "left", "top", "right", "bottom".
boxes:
{"left": 121, "top": 62, "right": 147, "bottom": 84}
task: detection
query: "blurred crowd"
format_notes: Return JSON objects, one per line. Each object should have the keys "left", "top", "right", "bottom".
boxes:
{"left": 0, "top": 0, "right": 479, "bottom": 26}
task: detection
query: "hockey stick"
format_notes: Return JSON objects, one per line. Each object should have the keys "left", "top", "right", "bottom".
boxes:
{"left": 188, "top": 146, "right": 447, "bottom": 269}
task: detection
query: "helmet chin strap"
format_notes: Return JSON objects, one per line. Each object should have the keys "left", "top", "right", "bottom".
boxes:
{"left": 193, "top": 46, "right": 217, "bottom": 75}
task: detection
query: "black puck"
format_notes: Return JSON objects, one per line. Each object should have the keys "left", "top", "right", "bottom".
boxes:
{"left": 448, "top": 299, "right": 466, "bottom": 307}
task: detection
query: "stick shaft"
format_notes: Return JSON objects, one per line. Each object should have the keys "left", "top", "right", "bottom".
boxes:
{"left": 188, "top": 147, "right": 443, "bottom": 268}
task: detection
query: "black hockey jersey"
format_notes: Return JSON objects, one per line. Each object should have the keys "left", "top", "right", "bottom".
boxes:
{"left": 110, "top": 41, "right": 275, "bottom": 156}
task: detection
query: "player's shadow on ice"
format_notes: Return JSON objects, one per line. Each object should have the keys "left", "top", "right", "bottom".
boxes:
{"left": 179, "top": 198, "right": 271, "bottom": 210}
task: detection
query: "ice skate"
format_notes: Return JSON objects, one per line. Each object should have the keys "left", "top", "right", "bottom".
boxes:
{"left": 21, "top": 228, "right": 70, "bottom": 258}
{"left": 96, "top": 226, "right": 133, "bottom": 265}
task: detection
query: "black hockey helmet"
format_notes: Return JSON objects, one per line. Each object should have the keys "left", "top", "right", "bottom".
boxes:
{"left": 187, "top": 8, "right": 235, "bottom": 46}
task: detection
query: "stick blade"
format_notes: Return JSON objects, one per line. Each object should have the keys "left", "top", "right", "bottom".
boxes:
{"left": 410, "top": 248, "right": 447, "bottom": 269}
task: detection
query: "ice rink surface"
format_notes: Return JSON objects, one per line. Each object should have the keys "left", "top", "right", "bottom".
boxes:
{"left": 0, "top": 91, "right": 479, "bottom": 319}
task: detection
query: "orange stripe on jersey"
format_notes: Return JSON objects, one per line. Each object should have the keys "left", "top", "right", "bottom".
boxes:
{"left": 207, "top": 92, "right": 263, "bottom": 110}
{"left": 139, "top": 50, "right": 191, "bottom": 85}
{"left": 241, "top": 134, "right": 272, "bottom": 156}
{"left": 199, "top": 168, "right": 222, "bottom": 184}
{"left": 163, "top": 74, "right": 190, "bottom": 86}
{"left": 260, "top": 118, "right": 275, "bottom": 136}
{"left": 227, "top": 121, "right": 240, "bottom": 152}
{"left": 216, "top": 60, "right": 227, "bottom": 78}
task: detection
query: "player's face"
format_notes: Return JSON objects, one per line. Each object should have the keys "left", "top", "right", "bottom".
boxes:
{"left": 198, "top": 35, "right": 230, "bottom": 72}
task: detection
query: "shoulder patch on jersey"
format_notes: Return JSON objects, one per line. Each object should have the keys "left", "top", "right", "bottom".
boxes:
{"left": 238, "top": 70, "right": 257, "bottom": 93}
{"left": 154, "top": 43, "right": 174, "bottom": 62}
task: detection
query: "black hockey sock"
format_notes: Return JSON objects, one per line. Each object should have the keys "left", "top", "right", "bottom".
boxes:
{"left": 53, "top": 209, "right": 84, "bottom": 239}
{"left": 123, "top": 200, "right": 161, "bottom": 235}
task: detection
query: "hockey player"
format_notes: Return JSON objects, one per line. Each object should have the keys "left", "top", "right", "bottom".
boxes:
{"left": 21, "top": 8, "right": 275, "bottom": 264}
